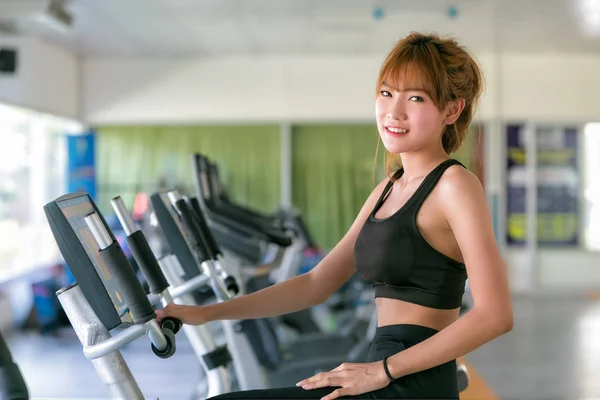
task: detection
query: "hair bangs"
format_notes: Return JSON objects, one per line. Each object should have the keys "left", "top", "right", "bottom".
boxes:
{"left": 377, "top": 41, "right": 448, "bottom": 109}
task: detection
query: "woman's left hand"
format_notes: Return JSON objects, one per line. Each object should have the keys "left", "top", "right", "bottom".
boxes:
{"left": 296, "top": 361, "right": 391, "bottom": 400}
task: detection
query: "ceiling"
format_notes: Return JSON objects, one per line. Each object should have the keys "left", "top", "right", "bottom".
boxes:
{"left": 1, "top": 0, "right": 600, "bottom": 57}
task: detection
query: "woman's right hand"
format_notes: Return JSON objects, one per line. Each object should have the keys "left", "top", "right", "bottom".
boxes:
{"left": 155, "top": 304, "right": 208, "bottom": 326}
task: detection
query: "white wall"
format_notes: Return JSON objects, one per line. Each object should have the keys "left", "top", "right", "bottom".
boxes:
{"left": 83, "top": 54, "right": 498, "bottom": 124}
{"left": 82, "top": 52, "right": 600, "bottom": 124}
{"left": 499, "top": 54, "right": 600, "bottom": 122}
{"left": 82, "top": 52, "right": 600, "bottom": 292}
{"left": 0, "top": 36, "right": 80, "bottom": 119}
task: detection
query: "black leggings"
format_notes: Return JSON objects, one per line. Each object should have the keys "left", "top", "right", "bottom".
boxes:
{"left": 208, "top": 324, "right": 459, "bottom": 399}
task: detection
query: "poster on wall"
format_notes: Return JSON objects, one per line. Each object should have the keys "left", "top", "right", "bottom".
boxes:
{"left": 506, "top": 124, "right": 578, "bottom": 246}
{"left": 67, "top": 131, "right": 96, "bottom": 200}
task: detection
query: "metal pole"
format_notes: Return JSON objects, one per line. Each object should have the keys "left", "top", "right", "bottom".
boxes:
{"left": 112, "top": 196, "right": 138, "bottom": 235}
{"left": 280, "top": 121, "right": 293, "bottom": 210}
{"left": 525, "top": 121, "right": 538, "bottom": 291}
{"left": 57, "top": 284, "right": 145, "bottom": 400}
{"left": 84, "top": 212, "right": 112, "bottom": 250}
{"left": 158, "top": 255, "right": 231, "bottom": 397}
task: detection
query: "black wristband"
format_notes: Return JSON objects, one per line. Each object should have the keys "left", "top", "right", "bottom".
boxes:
{"left": 382, "top": 357, "right": 395, "bottom": 381}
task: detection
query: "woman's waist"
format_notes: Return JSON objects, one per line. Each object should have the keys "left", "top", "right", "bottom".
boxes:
{"left": 376, "top": 297, "right": 460, "bottom": 332}
{"left": 366, "top": 323, "right": 458, "bottom": 374}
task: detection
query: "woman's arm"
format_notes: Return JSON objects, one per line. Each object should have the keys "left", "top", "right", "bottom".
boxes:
{"left": 159, "top": 178, "right": 390, "bottom": 325}
{"left": 386, "top": 166, "right": 513, "bottom": 379}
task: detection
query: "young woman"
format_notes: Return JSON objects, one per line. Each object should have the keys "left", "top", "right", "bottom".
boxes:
{"left": 156, "top": 31, "right": 513, "bottom": 399}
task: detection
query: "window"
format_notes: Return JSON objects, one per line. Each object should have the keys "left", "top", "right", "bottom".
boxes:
{"left": 583, "top": 123, "right": 600, "bottom": 251}
{"left": 0, "top": 103, "right": 81, "bottom": 280}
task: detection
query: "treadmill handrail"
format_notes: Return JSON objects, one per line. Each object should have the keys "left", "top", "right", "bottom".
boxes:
{"left": 210, "top": 201, "right": 286, "bottom": 234}
{"left": 207, "top": 161, "right": 281, "bottom": 223}
{"left": 207, "top": 207, "right": 293, "bottom": 247}
{"left": 83, "top": 319, "right": 166, "bottom": 360}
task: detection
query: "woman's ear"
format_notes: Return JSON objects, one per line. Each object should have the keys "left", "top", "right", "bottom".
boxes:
{"left": 444, "top": 98, "right": 466, "bottom": 125}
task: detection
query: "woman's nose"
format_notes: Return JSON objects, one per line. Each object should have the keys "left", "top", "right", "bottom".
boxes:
{"left": 386, "top": 98, "right": 407, "bottom": 121}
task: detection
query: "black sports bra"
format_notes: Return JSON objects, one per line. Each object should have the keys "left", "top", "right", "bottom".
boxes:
{"left": 354, "top": 159, "right": 467, "bottom": 310}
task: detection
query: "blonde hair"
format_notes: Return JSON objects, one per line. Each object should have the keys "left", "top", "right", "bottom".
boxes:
{"left": 375, "top": 32, "right": 484, "bottom": 177}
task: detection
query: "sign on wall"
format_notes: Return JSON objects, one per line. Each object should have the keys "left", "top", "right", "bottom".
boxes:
{"left": 506, "top": 124, "right": 579, "bottom": 246}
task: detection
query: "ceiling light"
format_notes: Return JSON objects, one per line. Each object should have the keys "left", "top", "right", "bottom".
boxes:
{"left": 34, "top": 0, "right": 73, "bottom": 34}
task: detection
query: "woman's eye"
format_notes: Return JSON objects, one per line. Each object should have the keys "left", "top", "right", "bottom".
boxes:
{"left": 380, "top": 90, "right": 392, "bottom": 97}
{"left": 409, "top": 95, "right": 424, "bottom": 102}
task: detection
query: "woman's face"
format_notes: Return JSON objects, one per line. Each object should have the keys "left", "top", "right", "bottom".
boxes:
{"left": 375, "top": 78, "right": 448, "bottom": 155}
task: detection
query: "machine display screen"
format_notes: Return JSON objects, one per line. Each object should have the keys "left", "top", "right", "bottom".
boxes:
{"left": 57, "top": 195, "right": 129, "bottom": 318}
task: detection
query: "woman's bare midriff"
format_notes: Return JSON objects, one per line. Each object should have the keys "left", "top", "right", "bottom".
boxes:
{"left": 376, "top": 297, "right": 460, "bottom": 331}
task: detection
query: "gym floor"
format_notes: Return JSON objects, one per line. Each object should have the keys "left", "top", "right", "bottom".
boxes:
{"left": 7, "top": 293, "right": 599, "bottom": 400}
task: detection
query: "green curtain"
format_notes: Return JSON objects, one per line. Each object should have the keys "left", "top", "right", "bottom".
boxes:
{"left": 292, "top": 124, "right": 382, "bottom": 250}
{"left": 94, "top": 125, "right": 281, "bottom": 214}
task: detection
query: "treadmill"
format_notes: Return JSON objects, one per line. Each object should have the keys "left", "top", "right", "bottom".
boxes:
{"left": 207, "top": 160, "right": 317, "bottom": 250}
{"left": 191, "top": 154, "right": 362, "bottom": 348}
{"left": 150, "top": 190, "right": 351, "bottom": 388}
{"left": 44, "top": 192, "right": 233, "bottom": 399}
{"left": 192, "top": 154, "right": 297, "bottom": 273}
{"left": 45, "top": 192, "right": 179, "bottom": 399}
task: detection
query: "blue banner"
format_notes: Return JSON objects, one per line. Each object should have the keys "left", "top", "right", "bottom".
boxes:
{"left": 67, "top": 131, "right": 96, "bottom": 200}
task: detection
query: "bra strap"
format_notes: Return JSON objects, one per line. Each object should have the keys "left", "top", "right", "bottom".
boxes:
{"left": 405, "top": 159, "right": 465, "bottom": 211}
{"left": 373, "top": 169, "right": 404, "bottom": 212}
